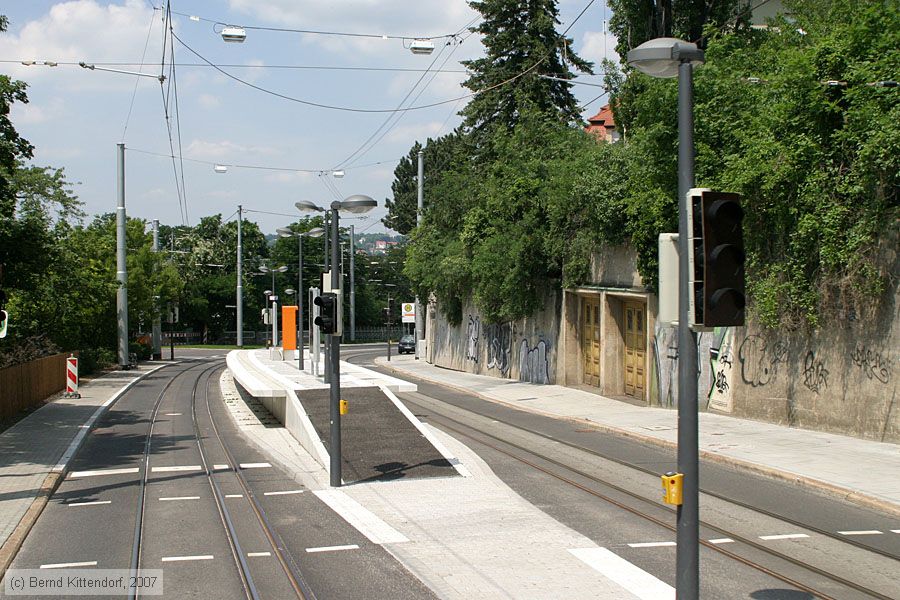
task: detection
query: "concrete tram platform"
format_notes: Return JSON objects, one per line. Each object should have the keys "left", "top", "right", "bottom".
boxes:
{"left": 226, "top": 349, "right": 462, "bottom": 485}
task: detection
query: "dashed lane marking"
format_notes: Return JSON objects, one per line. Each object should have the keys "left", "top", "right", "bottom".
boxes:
{"left": 838, "top": 530, "right": 883, "bottom": 536}
{"left": 569, "top": 548, "right": 674, "bottom": 600}
{"left": 213, "top": 464, "right": 230, "bottom": 470}
{"left": 151, "top": 465, "right": 202, "bottom": 472}
{"left": 40, "top": 561, "right": 98, "bottom": 569}
{"left": 247, "top": 552, "right": 271, "bottom": 557}
{"left": 891, "top": 530, "right": 900, "bottom": 534}
{"left": 305, "top": 545, "right": 359, "bottom": 553}
{"left": 263, "top": 490, "right": 305, "bottom": 496}
{"left": 161, "top": 555, "right": 214, "bottom": 562}
{"left": 239, "top": 462, "right": 272, "bottom": 469}
{"left": 628, "top": 542, "right": 675, "bottom": 548}
{"left": 708, "top": 538, "right": 734, "bottom": 544}
{"left": 159, "top": 496, "right": 200, "bottom": 501}
{"left": 163, "top": 413, "right": 182, "bottom": 416}
{"left": 69, "top": 468, "right": 139, "bottom": 478}
{"left": 66, "top": 500, "right": 111, "bottom": 507}
{"left": 225, "top": 494, "right": 243, "bottom": 498}
{"left": 759, "top": 534, "right": 809, "bottom": 541}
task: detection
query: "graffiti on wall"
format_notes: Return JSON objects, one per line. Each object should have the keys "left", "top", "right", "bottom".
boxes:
{"left": 802, "top": 351, "right": 829, "bottom": 394}
{"left": 519, "top": 339, "right": 550, "bottom": 384}
{"left": 708, "top": 329, "right": 736, "bottom": 412}
{"left": 652, "top": 323, "right": 714, "bottom": 409}
{"left": 849, "top": 344, "right": 891, "bottom": 384}
{"left": 738, "top": 335, "right": 788, "bottom": 387}
{"left": 465, "top": 315, "right": 480, "bottom": 363}
{"left": 486, "top": 323, "right": 512, "bottom": 377}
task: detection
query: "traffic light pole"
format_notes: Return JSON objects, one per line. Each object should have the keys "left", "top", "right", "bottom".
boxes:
{"left": 676, "top": 59, "right": 700, "bottom": 598}
{"left": 328, "top": 204, "right": 342, "bottom": 487}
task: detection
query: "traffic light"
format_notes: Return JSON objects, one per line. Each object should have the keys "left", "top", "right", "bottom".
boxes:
{"left": 688, "top": 189, "right": 746, "bottom": 328}
{"left": 314, "top": 292, "right": 341, "bottom": 335}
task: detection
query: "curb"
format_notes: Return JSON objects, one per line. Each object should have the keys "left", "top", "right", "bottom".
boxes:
{"left": 377, "top": 359, "right": 900, "bottom": 520}
{"left": 0, "top": 362, "right": 173, "bottom": 580}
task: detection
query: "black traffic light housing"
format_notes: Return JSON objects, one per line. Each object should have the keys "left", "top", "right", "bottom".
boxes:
{"left": 314, "top": 292, "right": 341, "bottom": 335}
{"left": 688, "top": 189, "right": 746, "bottom": 329}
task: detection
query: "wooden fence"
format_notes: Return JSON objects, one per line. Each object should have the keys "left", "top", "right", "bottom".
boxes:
{"left": 0, "top": 352, "right": 69, "bottom": 421}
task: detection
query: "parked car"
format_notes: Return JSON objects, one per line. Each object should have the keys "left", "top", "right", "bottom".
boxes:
{"left": 398, "top": 334, "right": 416, "bottom": 354}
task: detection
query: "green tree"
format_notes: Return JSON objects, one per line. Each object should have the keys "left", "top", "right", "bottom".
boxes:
{"left": 460, "top": 0, "right": 593, "bottom": 139}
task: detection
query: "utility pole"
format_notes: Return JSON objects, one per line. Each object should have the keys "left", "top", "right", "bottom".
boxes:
{"left": 236, "top": 204, "right": 243, "bottom": 348}
{"left": 323, "top": 211, "right": 331, "bottom": 383}
{"left": 328, "top": 203, "right": 342, "bottom": 487}
{"left": 415, "top": 149, "right": 424, "bottom": 360}
{"left": 116, "top": 143, "right": 129, "bottom": 369}
{"left": 151, "top": 219, "right": 162, "bottom": 360}
{"left": 350, "top": 224, "right": 356, "bottom": 342}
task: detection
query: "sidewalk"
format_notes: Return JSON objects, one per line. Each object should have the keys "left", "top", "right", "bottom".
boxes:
{"left": 376, "top": 355, "right": 900, "bottom": 517}
{"left": 0, "top": 362, "right": 166, "bottom": 575}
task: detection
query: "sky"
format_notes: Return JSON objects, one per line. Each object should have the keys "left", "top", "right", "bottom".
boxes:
{"left": 1, "top": 0, "right": 617, "bottom": 237}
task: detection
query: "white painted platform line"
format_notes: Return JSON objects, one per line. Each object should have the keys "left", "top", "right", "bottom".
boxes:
{"left": 240, "top": 462, "right": 272, "bottom": 469}
{"left": 264, "top": 490, "right": 305, "bottom": 496}
{"left": 161, "top": 555, "right": 214, "bottom": 562}
{"left": 569, "top": 548, "right": 674, "bottom": 600}
{"left": 69, "top": 467, "right": 139, "bottom": 478}
{"left": 708, "top": 538, "right": 734, "bottom": 544}
{"left": 759, "top": 534, "right": 809, "bottom": 541}
{"left": 628, "top": 541, "right": 676, "bottom": 548}
{"left": 306, "top": 545, "right": 359, "bottom": 553}
{"left": 838, "top": 530, "right": 882, "bottom": 536}
{"left": 66, "top": 500, "right": 111, "bottom": 507}
{"left": 159, "top": 496, "right": 200, "bottom": 501}
{"left": 151, "top": 465, "right": 202, "bottom": 472}
{"left": 313, "top": 490, "right": 409, "bottom": 545}
{"left": 41, "top": 561, "right": 98, "bottom": 569}
{"left": 247, "top": 552, "right": 271, "bottom": 557}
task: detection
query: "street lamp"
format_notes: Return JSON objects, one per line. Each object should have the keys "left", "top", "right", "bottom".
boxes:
{"left": 628, "top": 37, "right": 704, "bottom": 599}
{"left": 296, "top": 194, "right": 377, "bottom": 487}
{"left": 277, "top": 226, "right": 325, "bottom": 369}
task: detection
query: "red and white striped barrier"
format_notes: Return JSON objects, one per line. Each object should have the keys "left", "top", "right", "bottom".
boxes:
{"left": 65, "top": 354, "right": 81, "bottom": 398}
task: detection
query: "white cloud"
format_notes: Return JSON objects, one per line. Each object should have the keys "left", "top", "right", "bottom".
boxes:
{"left": 580, "top": 30, "right": 620, "bottom": 66}
{"left": 197, "top": 94, "right": 221, "bottom": 109}
{"left": 262, "top": 171, "right": 314, "bottom": 184}
{"left": 184, "top": 139, "right": 281, "bottom": 160}
{"left": 385, "top": 121, "right": 444, "bottom": 144}
{"left": 10, "top": 98, "right": 66, "bottom": 124}
{"left": 0, "top": 1, "right": 159, "bottom": 90}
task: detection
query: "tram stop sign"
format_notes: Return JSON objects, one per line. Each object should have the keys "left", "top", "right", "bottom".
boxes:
{"left": 401, "top": 302, "right": 415, "bottom": 324}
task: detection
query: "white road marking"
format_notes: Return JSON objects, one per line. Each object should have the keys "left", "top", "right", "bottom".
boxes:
{"left": 151, "top": 465, "right": 202, "bottom": 472}
{"left": 313, "top": 490, "right": 409, "bottom": 544}
{"left": 159, "top": 496, "right": 200, "bottom": 501}
{"left": 759, "top": 534, "right": 809, "bottom": 540}
{"left": 263, "top": 490, "right": 304, "bottom": 496}
{"left": 163, "top": 413, "right": 182, "bottom": 416}
{"left": 239, "top": 462, "right": 272, "bottom": 469}
{"left": 69, "top": 467, "right": 139, "bottom": 478}
{"left": 708, "top": 538, "right": 735, "bottom": 544}
{"left": 891, "top": 529, "right": 900, "bottom": 534}
{"left": 213, "top": 464, "right": 230, "bottom": 470}
{"left": 628, "top": 541, "right": 676, "bottom": 548}
{"left": 838, "top": 530, "right": 883, "bottom": 536}
{"left": 225, "top": 494, "right": 243, "bottom": 498}
{"left": 568, "top": 548, "right": 674, "bottom": 600}
{"left": 66, "top": 500, "right": 111, "bottom": 507}
{"left": 161, "top": 555, "right": 214, "bottom": 562}
{"left": 247, "top": 552, "right": 271, "bottom": 557}
{"left": 305, "top": 544, "right": 359, "bottom": 553}
{"left": 40, "top": 561, "right": 98, "bottom": 569}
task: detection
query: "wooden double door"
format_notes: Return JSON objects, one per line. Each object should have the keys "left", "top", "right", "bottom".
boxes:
{"left": 624, "top": 301, "right": 646, "bottom": 399}
{"left": 581, "top": 297, "right": 601, "bottom": 387}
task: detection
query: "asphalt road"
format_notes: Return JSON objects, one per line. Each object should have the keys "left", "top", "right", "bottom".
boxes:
{"left": 4, "top": 352, "right": 436, "bottom": 600}
{"left": 344, "top": 346, "right": 900, "bottom": 600}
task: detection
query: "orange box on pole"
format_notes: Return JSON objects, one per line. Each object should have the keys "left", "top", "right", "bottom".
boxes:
{"left": 281, "top": 305, "right": 298, "bottom": 351}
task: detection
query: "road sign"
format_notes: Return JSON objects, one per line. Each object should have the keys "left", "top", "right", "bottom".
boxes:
{"left": 401, "top": 302, "right": 415, "bottom": 323}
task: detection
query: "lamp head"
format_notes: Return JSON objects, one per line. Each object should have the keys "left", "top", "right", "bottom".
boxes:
{"left": 295, "top": 200, "right": 325, "bottom": 213}
{"left": 276, "top": 227, "right": 294, "bottom": 238}
{"left": 627, "top": 38, "right": 704, "bottom": 79}
{"left": 338, "top": 194, "right": 377, "bottom": 214}
{"left": 305, "top": 227, "right": 326, "bottom": 238}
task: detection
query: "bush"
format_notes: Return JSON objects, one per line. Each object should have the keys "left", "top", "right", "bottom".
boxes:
{"left": 79, "top": 347, "right": 115, "bottom": 375}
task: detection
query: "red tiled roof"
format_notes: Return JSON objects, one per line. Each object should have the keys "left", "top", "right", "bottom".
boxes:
{"left": 586, "top": 104, "right": 615, "bottom": 128}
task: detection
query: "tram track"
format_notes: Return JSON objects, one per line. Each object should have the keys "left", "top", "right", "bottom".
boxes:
{"left": 400, "top": 393, "right": 896, "bottom": 600}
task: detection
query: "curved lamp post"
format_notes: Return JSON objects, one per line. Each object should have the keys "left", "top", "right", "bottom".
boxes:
{"left": 628, "top": 37, "right": 704, "bottom": 599}
{"left": 296, "top": 195, "right": 377, "bottom": 487}
{"left": 277, "top": 226, "right": 325, "bottom": 369}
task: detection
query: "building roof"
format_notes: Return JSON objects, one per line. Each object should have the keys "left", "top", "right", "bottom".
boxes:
{"left": 586, "top": 104, "right": 616, "bottom": 129}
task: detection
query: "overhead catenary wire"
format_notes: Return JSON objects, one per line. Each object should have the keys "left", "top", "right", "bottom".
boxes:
{"left": 158, "top": 2, "right": 187, "bottom": 226}
{"left": 121, "top": 8, "right": 158, "bottom": 142}
{"left": 168, "top": 7, "right": 190, "bottom": 225}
